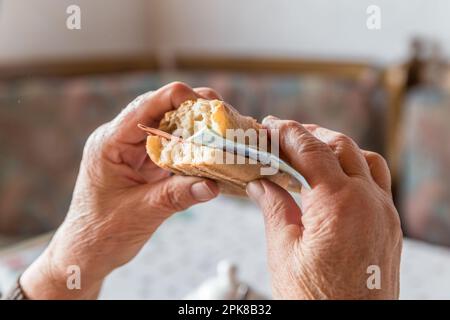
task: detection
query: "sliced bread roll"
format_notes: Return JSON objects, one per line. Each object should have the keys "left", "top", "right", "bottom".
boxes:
{"left": 145, "top": 99, "right": 293, "bottom": 196}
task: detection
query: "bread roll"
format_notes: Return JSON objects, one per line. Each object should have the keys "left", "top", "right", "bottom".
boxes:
{"left": 145, "top": 99, "right": 293, "bottom": 196}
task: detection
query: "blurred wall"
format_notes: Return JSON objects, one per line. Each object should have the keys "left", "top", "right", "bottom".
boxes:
{"left": 0, "top": 0, "right": 155, "bottom": 63}
{"left": 152, "top": 0, "right": 450, "bottom": 63}
{"left": 1, "top": 0, "right": 449, "bottom": 64}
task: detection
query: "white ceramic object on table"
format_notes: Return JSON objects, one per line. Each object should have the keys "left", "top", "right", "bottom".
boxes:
{"left": 184, "top": 260, "right": 267, "bottom": 300}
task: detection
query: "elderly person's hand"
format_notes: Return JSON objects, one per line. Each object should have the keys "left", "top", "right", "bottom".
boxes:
{"left": 20, "top": 82, "right": 221, "bottom": 299}
{"left": 246, "top": 117, "right": 402, "bottom": 299}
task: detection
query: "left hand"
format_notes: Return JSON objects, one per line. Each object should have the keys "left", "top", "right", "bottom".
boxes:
{"left": 20, "top": 82, "right": 222, "bottom": 299}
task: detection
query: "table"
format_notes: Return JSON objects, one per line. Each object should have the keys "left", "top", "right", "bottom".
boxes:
{"left": 1, "top": 196, "right": 449, "bottom": 299}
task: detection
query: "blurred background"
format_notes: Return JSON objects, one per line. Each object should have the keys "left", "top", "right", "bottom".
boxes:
{"left": 0, "top": 0, "right": 449, "bottom": 299}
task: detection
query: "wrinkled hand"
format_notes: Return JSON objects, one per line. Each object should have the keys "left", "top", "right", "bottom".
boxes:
{"left": 21, "top": 83, "right": 221, "bottom": 299}
{"left": 246, "top": 117, "right": 402, "bottom": 299}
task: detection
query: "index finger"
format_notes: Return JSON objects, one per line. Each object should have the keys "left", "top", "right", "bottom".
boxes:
{"left": 262, "top": 116, "right": 346, "bottom": 188}
{"left": 110, "top": 82, "right": 198, "bottom": 144}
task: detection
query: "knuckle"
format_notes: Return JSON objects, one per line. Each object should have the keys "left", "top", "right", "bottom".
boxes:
{"left": 167, "top": 81, "right": 190, "bottom": 92}
{"left": 284, "top": 125, "right": 328, "bottom": 155}
{"left": 198, "top": 87, "right": 219, "bottom": 97}
{"left": 280, "top": 121, "right": 306, "bottom": 140}
{"left": 330, "top": 134, "right": 361, "bottom": 156}
{"left": 295, "top": 138, "right": 327, "bottom": 156}
{"left": 84, "top": 124, "right": 108, "bottom": 157}
{"left": 333, "top": 133, "right": 355, "bottom": 147}
{"left": 281, "top": 120, "right": 301, "bottom": 131}
{"left": 79, "top": 124, "right": 113, "bottom": 184}
{"left": 303, "top": 123, "right": 320, "bottom": 131}
{"left": 370, "top": 152, "right": 388, "bottom": 167}
{"left": 162, "top": 183, "right": 187, "bottom": 212}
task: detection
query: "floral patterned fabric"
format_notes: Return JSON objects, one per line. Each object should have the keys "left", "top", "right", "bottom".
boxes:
{"left": 400, "top": 87, "right": 450, "bottom": 246}
{"left": 0, "top": 70, "right": 385, "bottom": 238}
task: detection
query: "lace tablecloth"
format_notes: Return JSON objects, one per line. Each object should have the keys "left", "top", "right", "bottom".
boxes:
{"left": 1, "top": 196, "right": 449, "bottom": 299}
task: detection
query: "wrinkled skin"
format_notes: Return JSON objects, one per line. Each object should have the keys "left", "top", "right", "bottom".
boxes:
{"left": 246, "top": 117, "right": 402, "bottom": 299}
{"left": 20, "top": 83, "right": 402, "bottom": 300}
{"left": 21, "top": 83, "right": 221, "bottom": 299}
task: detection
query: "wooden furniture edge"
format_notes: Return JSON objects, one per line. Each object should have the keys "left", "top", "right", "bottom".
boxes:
{"left": 0, "top": 54, "right": 158, "bottom": 79}
{"left": 175, "top": 55, "right": 373, "bottom": 79}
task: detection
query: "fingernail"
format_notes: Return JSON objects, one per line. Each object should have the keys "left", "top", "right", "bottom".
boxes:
{"left": 191, "top": 181, "right": 217, "bottom": 202}
{"left": 246, "top": 180, "right": 266, "bottom": 201}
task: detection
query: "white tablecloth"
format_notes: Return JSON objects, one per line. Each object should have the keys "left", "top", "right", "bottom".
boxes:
{"left": 101, "top": 196, "right": 450, "bottom": 299}
{"left": 1, "top": 196, "right": 450, "bottom": 299}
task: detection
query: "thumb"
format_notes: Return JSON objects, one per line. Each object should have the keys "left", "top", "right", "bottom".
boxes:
{"left": 246, "top": 180, "right": 303, "bottom": 249}
{"left": 136, "top": 175, "right": 219, "bottom": 216}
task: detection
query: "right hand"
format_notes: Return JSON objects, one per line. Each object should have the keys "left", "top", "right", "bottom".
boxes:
{"left": 246, "top": 117, "right": 402, "bottom": 299}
